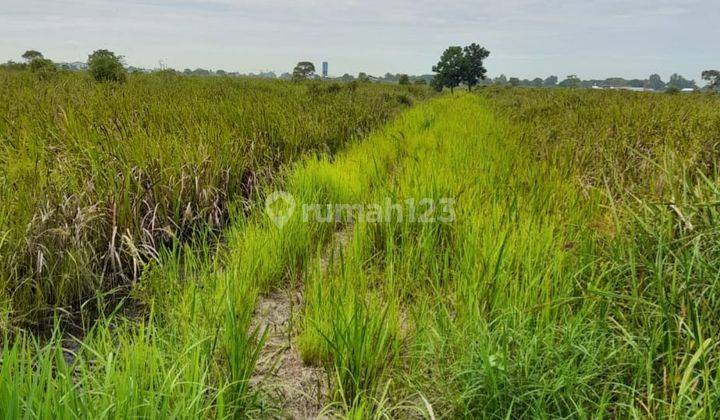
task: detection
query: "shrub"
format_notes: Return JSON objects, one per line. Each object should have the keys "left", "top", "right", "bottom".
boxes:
{"left": 326, "top": 82, "right": 342, "bottom": 94}
{"left": 88, "top": 49, "right": 127, "bottom": 83}
{"left": 28, "top": 58, "right": 56, "bottom": 80}
{"left": 0, "top": 61, "right": 27, "bottom": 71}
{"left": 396, "top": 93, "right": 413, "bottom": 105}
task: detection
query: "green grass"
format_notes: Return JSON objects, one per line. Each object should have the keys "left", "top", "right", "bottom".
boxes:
{"left": 274, "top": 90, "right": 720, "bottom": 416}
{"left": 0, "top": 70, "right": 430, "bottom": 324}
{"left": 2, "top": 79, "right": 720, "bottom": 418}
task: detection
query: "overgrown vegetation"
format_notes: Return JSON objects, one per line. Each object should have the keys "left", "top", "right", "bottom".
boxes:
{"left": 290, "top": 88, "right": 720, "bottom": 417}
{"left": 87, "top": 49, "right": 127, "bottom": 83}
{"left": 0, "top": 70, "right": 430, "bottom": 325}
{"left": 2, "top": 78, "right": 720, "bottom": 418}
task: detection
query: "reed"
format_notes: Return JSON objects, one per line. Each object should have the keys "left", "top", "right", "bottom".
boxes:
{"left": 0, "top": 70, "right": 429, "bottom": 323}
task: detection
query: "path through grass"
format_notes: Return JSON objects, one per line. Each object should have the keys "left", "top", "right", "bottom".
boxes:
{"left": 3, "top": 91, "right": 720, "bottom": 418}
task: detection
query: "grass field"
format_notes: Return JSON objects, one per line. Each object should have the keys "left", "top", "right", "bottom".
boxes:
{"left": 2, "top": 74, "right": 720, "bottom": 418}
{"left": 0, "top": 70, "right": 429, "bottom": 326}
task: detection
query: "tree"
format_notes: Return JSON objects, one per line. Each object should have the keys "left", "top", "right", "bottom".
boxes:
{"left": 358, "top": 72, "right": 370, "bottom": 83}
{"left": 432, "top": 46, "right": 464, "bottom": 93}
{"left": 22, "top": 50, "right": 43, "bottom": 62}
{"left": 493, "top": 74, "right": 507, "bottom": 85}
{"left": 559, "top": 75, "right": 580, "bottom": 88}
{"left": 462, "top": 43, "right": 490, "bottom": 91}
{"left": 398, "top": 74, "right": 410, "bottom": 85}
{"left": 605, "top": 77, "right": 627, "bottom": 87}
{"left": 1, "top": 61, "right": 27, "bottom": 71}
{"left": 544, "top": 75, "right": 558, "bottom": 87}
{"left": 646, "top": 74, "right": 665, "bottom": 91}
{"left": 702, "top": 70, "right": 720, "bottom": 90}
{"left": 532, "top": 77, "right": 544, "bottom": 87}
{"left": 292, "top": 61, "right": 315, "bottom": 81}
{"left": 509, "top": 77, "right": 520, "bottom": 87}
{"left": 568, "top": 74, "right": 580, "bottom": 88}
{"left": 29, "top": 57, "right": 57, "bottom": 80}
{"left": 19, "top": 49, "right": 53, "bottom": 78}
{"left": 430, "top": 76, "right": 443, "bottom": 92}
{"left": 88, "top": 49, "right": 127, "bottom": 83}
{"left": 189, "top": 68, "right": 211, "bottom": 76}
{"left": 414, "top": 79, "right": 427, "bottom": 86}
{"left": 432, "top": 43, "right": 490, "bottom": 93}
{"left": 667, "top": 73, "right": 697, "bottom": 90}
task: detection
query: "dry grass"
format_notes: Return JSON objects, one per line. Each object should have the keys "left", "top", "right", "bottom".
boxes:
{"left": 0, "top": 70, "right": 431, "bottom": 324}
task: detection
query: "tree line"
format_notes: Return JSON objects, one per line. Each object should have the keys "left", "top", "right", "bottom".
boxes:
{"left": 4, "top": 48, "right": 718, "bottom": 92}
{"left": 1, "top": 49, "right": 127, "bottom": 82}
{"left": 486, "top": 73, "right": 704, "bottom": 91}
{"left": 430, "top": 44, "right": 718, "bottom": 92}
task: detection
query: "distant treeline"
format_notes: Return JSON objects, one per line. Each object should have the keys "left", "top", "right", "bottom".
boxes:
{"left": 163, "top": 68, "right": 436, "bottom": 85}
{"left": 171, "top": 69, "right": 710, "bottom": 92}
{"left": 0, "top": 59, "right": 435, "bottom": 84}
{"left": 1, "top": 55, "right": 714, "bottom": 92}
{"left": 485, "top": 74, "right": 702, "bottom": 91}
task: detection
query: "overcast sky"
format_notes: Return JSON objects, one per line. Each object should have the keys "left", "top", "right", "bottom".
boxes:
{"left": 1, "top": 0, "right": 717, "bottom": 81}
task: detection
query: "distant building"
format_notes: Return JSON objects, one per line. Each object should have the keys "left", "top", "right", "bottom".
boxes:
{"left": 592, "top": 85, "right": 653, "bottom": 92}
{"left": 617, "top": 87, "right": 647, "bottom": 92}
{"left": 57, "top": 61, "right": 88, "bottom": 71}
{"left": 322, "top": 62, "right": 328, "bottom": 78}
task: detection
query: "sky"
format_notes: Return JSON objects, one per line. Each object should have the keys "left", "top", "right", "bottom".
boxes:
{"left": 1, "top": 0, "right": 717, "bottom": 81}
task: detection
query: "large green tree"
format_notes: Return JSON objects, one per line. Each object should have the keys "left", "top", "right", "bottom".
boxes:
{"left": 433, "top": 44, "right": 491, "bottom": 93}
{"left": 432, "top": 46, "right": 465, "bottom": 93}
{"left": 462, "top": 43, "right": 490, "bottom": 91}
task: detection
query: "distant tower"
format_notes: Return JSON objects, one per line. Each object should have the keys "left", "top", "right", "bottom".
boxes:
{"left": 322, "top": 61, "right": 328, "bottom": 78}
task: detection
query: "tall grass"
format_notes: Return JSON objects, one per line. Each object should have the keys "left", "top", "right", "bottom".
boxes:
{"left": 277, "top": 90, "right": 720, "bottom": 416}
{"left": 476, "top": 88, "right": 720, "bottom": 417}
{"left": 0, "top": 70, "right": 430, "bottom": 323}
{"left": 3, "top": 81, "right": 720, "bottom": 418}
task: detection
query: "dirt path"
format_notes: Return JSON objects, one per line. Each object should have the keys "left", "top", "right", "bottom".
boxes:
{"left": 250, "top": 228, "right": 353, "bottom": 418}
{"left": 251, "top": 288, "right": 326, "bottom": 418}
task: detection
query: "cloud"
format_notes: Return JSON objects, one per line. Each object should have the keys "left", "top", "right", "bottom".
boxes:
{"left": 0, "top": 0, "right": 716, "bottom": 79}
